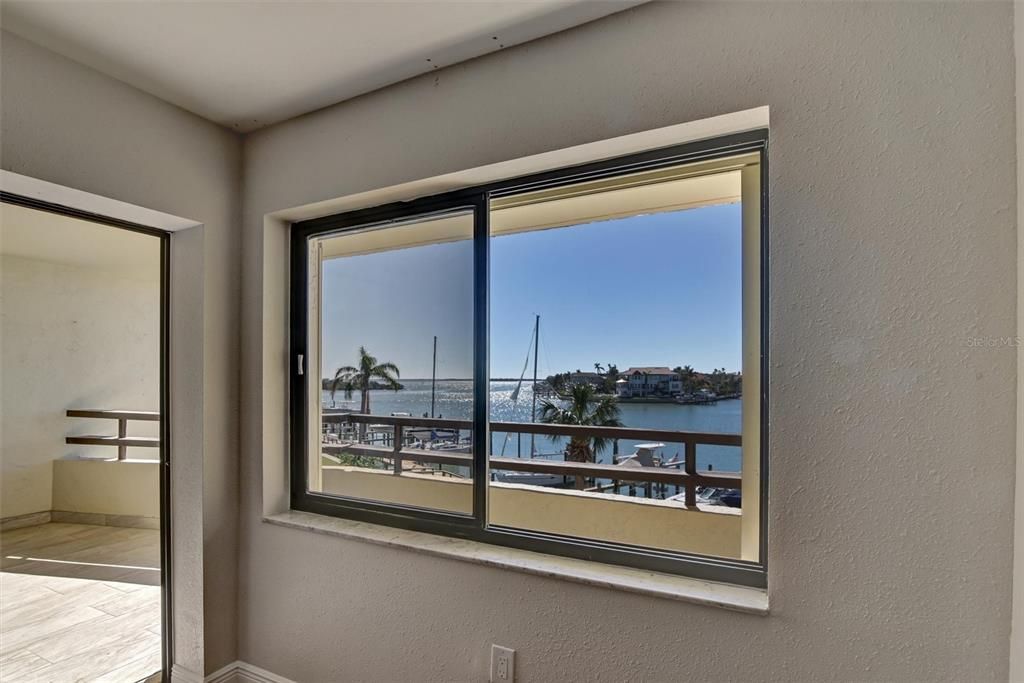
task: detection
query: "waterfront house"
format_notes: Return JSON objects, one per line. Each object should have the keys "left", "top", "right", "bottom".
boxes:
{"left": 565, "top": 371, "right": 605, "bottom": 390}
{"left": 618, "top": 367, "right": 683, "bottom": 397}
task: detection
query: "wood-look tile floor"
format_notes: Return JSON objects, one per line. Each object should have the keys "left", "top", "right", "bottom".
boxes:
{"left": 0, "top": 523, "right": 161, "bottom": 682}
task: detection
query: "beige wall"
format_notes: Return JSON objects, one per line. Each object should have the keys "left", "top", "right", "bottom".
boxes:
{"left": 0, "top": 227, "right": 159, "bottom": 518}
{"left": 322, "top": 467, "right": 743, "bottom": 559}
{"left": 241, "top": 3, "right": 1017, "bottom": 681}
{"left": 0, "top": 30, "right": 242, "bottom": 675}
{"left": 1012, "top": 1, "right": 1024, "bottom": 678}
{"left": 52, "top": 459, "right": 159, "bottom": 519}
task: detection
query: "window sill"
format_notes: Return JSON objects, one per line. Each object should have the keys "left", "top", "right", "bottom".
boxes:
{"left": 264, "top": 510, "right": 769, "bottom": 615}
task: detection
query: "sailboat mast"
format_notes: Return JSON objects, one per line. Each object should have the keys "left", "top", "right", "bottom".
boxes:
{"left": 530, "top": 314, "right": 539, "bottom": 455}
{"left": 430, "top": 335, "right": 437, "bottom": 418}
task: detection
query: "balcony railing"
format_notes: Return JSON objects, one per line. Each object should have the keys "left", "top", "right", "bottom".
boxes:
{"left": 66, "top": 409, "right": 161, "bottom": 461}
{"left": 321, "top": 413, "right": 740, "bottom": 507}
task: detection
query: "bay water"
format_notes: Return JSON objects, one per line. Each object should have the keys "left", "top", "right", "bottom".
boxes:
{"left": 323, "top": 379, "right": 742, "bottom": 472}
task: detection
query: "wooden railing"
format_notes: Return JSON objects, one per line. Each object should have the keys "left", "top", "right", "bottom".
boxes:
{"left": 66, "top": 409, "right": 160, "bottom": 461}
{"left": 321, "top": 413, "right": 741, "bottom": 507}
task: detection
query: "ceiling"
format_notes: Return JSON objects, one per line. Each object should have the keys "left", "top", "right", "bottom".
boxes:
{"left": 0, "top": 0, "right": 642, "bottom": 132}
{"left": 0, "top": 203, "right": 160, "bottom": 275}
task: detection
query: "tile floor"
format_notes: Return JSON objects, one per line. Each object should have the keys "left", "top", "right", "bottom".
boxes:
{"left": 0, "top": 523, "right": 161, "bottom": 682}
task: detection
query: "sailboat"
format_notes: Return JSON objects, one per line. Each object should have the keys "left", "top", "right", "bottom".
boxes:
{"left": 406, "top": 335, "right": 463, "bottom": 448}
{"left": 493, "top": 315, "right": 567, "bottom": 488}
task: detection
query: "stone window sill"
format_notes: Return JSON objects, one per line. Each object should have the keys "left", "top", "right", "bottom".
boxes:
{"left": 264, "top": 510, "right": 769, "bottom": 615}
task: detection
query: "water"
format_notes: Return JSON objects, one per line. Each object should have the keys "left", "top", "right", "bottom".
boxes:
{"left": 323, "top": 380, "right": 742, "bottom": 471}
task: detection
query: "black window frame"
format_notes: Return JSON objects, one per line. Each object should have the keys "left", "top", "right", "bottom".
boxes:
{"left": 290, "top": 129, "right": 769, "bottom": 588}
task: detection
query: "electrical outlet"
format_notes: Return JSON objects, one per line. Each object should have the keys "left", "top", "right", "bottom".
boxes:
{"left": 490, "top": 644, "right": 515, "bottom": 682}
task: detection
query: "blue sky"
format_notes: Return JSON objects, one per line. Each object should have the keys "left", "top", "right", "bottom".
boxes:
{"left": 321, "top": 202, "right": 742, "bottom": 379}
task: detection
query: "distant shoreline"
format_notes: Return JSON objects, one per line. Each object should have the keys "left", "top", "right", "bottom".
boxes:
{"left": 401, "top": 378, "right": 532, "bottom": 382}
{"left": 322, "top": 378, "right": 530, "bottom": 385}
{"left": 619, "top": 395, "right": 741, "bottom": 404}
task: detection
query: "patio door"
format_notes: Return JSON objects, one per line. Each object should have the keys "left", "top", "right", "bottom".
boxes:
{"left": 0, "top": 193, "right": 172, "bottom": 682}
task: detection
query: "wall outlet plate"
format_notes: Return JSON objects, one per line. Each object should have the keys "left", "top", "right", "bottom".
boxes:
{"left": 490, "top": 644, "right": 515, "bottom": 682}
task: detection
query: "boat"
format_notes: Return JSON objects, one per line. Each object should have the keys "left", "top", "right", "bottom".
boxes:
{"left": 674, "top": 390, "right": 719, "bottom": 405}
{"left": 667, "top": 486, "right": 741, "bottom": 507}
{"left": 489, "top": 316, "right": 572, "bottom": 488}
{"left": 614, "top": 443, "right": 665, "bottom": 467}
{"left": 406, "top": 427, "right": 460, "bottom": 445}
{"left": 498, "top": 314, "right": 543, "bottom": 460}
{"left": 492, "top": 471, "right": 567, "bottom": 487}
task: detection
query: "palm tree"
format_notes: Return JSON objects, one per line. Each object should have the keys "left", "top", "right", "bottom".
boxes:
{"left": 538, "top": 384, "right": 622, "bottom": 464}
{"left": 332, "top": 346, "right": 402, "bottom": 439}
{"left": 602, "top": 363, "right": 620, "bottom": 394}
{"left": 594, "top": 362, "right": 604, "bottom": 375}
{"left": 678, "top": 365, "right": 697, "bottom": 392}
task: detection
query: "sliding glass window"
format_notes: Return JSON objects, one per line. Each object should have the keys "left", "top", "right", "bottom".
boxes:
{"left": 298, "top": 206, "right": 479, "bottom": 517}
{"left": 488, "top": 153, "right": 761, "bottom": 563}
{"left": 290, "top": 130, "right": 768, "bottom": 586}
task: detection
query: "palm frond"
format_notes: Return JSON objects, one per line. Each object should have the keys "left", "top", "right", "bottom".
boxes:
{"left": 331, "top": 377, "right": 357, "bottom": 402}
{"left": 358, "top": 346, "right": 377, "bottom": 372}
{"left": 538, "top": 398, "right": 569, "bottom": 421}
{"left": 330, "top": 366, "right": 359, "bottom": 401}
{"left": 333, "top": 365, "right": 357, "bottom": 380}
{"left": 339, "top": 380, "right": 356, "bottom": 401}
{"left": 374, "top": 362, "right": 400, "bottom": 378}
{"left": 333, "top": 348, "right": 402, "bottom": 402}
{"left": 375, "top": 373, "right": 403, "bottom": 392}
{"left": 538, "top": 385, "right": 623, "bottom": 461}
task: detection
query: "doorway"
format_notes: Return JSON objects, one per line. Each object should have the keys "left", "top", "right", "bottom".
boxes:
{"left": 0, "top": 194, "right": 171, "bottom": 682}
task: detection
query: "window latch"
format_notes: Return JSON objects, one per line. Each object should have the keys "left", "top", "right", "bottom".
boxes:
{"left": 297, "top": 354, "right": 304, "bottom": 376}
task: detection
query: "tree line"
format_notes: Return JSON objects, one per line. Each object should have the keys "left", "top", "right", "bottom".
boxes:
{"left": 545, "top": 363, "right": 741, "bottom": 396}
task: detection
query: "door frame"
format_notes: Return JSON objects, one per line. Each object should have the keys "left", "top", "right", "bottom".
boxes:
{"left": 0, "top": 191, "right": 174, "bottom": 680}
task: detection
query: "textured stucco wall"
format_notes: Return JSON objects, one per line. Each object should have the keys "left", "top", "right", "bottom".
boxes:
{"left": 1012, "top": 1, "right": 1024, "bottom": 677}
{"left": 0, "top": 30, "right": 242, "bottom": 674}
{"left": 241, "top": 2, "right": 1017, "bottom": 681}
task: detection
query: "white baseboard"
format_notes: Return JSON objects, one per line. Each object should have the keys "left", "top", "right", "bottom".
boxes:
{"left": 204, "top": 661, "right": 296, "bottom": 683}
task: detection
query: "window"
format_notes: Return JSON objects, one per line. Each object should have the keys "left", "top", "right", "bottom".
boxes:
{"left": 304, "top": 210, "right": 477, "bottom": 514}
{"left": 291, "top": 130, "right": 768, "bottom": 587}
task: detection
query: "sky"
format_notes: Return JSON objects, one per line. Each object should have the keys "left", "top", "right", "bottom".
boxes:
{"left": 320, "top": 202, "right": 742, "bottom": 380}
